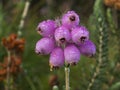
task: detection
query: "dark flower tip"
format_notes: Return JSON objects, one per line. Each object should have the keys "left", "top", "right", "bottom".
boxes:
{"left": 67, "top": 62, "right": 77, "bottom": 66}
{"left": 60, "top": 38, "right": 65, "bottom": 43}
{"left": 70, "top": 16, "right": 76, "bottom": 21}
{"left": 37, "top": 28, "right": 43, "bottom": 33}
{"left": 70, "top": 62, "right": 77, "bottom": 66}
{"left": 50, "top": 65, "right": 59, "bottom": 71}
{"left": 35, "top": 49, "right": 44, "bottom": 55}
{"left": 80, "top": 36, "right": 86, "bottom": 42}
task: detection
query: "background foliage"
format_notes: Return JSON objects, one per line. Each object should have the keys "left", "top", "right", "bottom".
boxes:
{"left": 0, "top": 0, "right": 120, "bottom": 90}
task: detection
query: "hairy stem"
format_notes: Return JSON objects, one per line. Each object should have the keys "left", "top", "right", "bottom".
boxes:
{"left": 65, "top": 67, "right": 70, "bottom": 90}
{"left": 87, "top": 26, "right": 103, "bottom": 90}
{"left": 87, "top": 0, "right": 108, "bottom": 89}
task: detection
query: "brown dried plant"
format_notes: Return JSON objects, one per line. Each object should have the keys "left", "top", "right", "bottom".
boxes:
{"left": 104, "top": 0, "right": 120, "bottom": 10}
{"left": 0, "top": 33, "right": 25, "bottom": 81}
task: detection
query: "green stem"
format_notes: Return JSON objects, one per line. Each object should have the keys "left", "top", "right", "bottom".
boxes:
{"left": 65, "top": 67, "right": 70, "bottom": 90}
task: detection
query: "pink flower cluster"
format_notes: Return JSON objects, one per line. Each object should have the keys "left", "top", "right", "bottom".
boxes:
{"left": 35, "top": 11, "right": 96, "bottom": 70}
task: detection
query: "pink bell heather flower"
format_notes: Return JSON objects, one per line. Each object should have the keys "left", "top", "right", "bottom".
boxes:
{"left": 54, "top": 26, "right": 71, "bottom": 45}
{"left": 35, "top": 38, "right": 55, "bottom": 55}
{"left": 61, "top": 11, "right": 80, "bottom": 29}
{"left": 64, "top": 44, "right": 80, "bottom": 65}
{"left": 35, "top": 10, "right": 96, "bottom": 70}
{"left": 71, "top": 26, "right": 89, "bottom": 45}
{"left": 78, "top": 40, "right": 96, "bottom": 57}
{"left": 49, "top": 47, "right": 64, "bottom": 70}
{"left": 37, "top": 20, "right": 57, "bottom": 37}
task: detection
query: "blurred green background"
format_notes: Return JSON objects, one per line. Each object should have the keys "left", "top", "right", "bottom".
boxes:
{"left": 0, "top": 0, "right": 120, "bottom": 90}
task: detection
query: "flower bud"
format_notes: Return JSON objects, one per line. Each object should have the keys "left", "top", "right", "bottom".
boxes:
{"left": 54, "top": 26, "right": 71, "bottom": 45}
{"left": 49, "top": 47, "right": 64, "bottom": 70}
{"left": 35, "top": 38, "right": 55, "bottom": 55}
{"left": 78, "top": 40, "right": 96, "bottom": 57}
{"left": 71, "top": 26, "right": 89, "bottom": 45}
{"left": 37, "top": 20, "right": 57, "bottom": 37}
{"left": 61, "top": 11, "right": 80, "bottom": 29}
{"left": 64, "top": 44, "right": 80, "bottom": 65}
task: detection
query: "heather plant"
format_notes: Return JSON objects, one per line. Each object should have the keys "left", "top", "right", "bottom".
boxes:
{"left": 35, "top": 10, "right": 96, "bottom": 90}
{"left": 1, "top": 0, "right": 120, "bottom": 90}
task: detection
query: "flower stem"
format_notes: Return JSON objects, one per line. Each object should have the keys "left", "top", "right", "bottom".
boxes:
{"left": 112, "top": 8, "right": 118, "bottom": 29}
{"left": 18, "top": 0, "right": 30, "bottom": 37}
{"left": 52, "top": 85, "right": 59, "bottom": 90}
{"left": 65, "top": 67, "right": 70, "bottom": 90}
{"left": 6, "top": 51, "right": 11, "bottom": 90}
